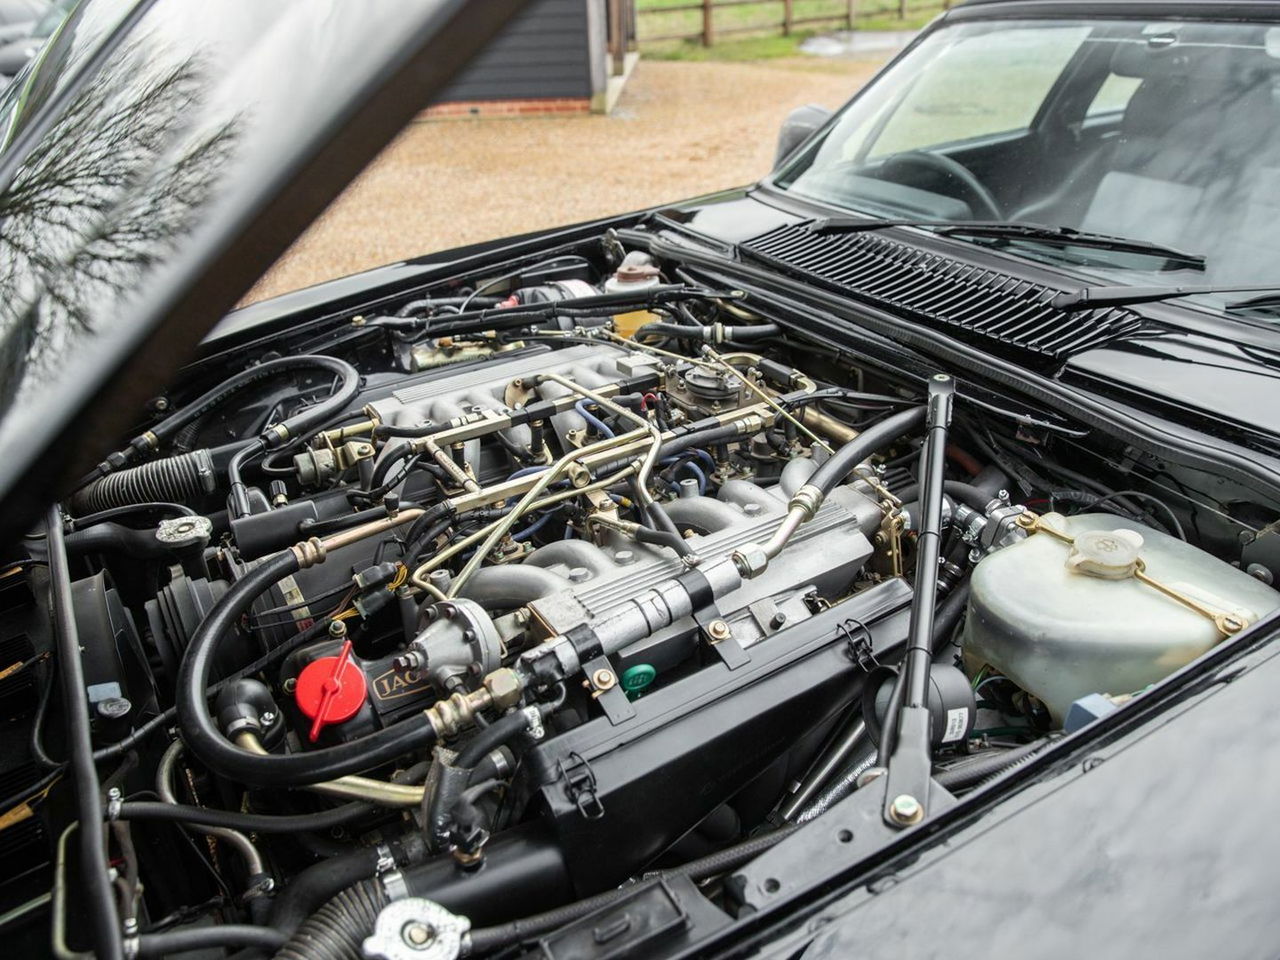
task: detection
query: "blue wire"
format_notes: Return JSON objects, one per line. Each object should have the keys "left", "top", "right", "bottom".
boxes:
{"left": 508, "top": 465, "right": 547, "bottom": 480}
{"left": 513, "top": 508, "right": 560, "bottom": 541}
{"left": 684, "top": 448, "right": 716, "bottom": 474}
{"left": 674, "top": 459, "right": 707, "bottom": 495}
{"left": 574, "top": 399, "right": 615, "bottom": 438}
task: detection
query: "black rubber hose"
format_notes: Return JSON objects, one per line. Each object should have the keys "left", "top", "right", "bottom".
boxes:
{"left": 175, "top": 551, "right": 439, "bottom": 786}
{"left": 137, "top": 924, "right": 285, "bottom": 956}
{"left": 366, "top": 444, "right": 415, "bottom": 494}
{"left": 934, "top": 737, "right": 1053, "bottom": 791}
{"left": 47, "top": 508, "right": 123, "bottom": 960}
{"left": 275, "top": 878, "right": 388, "bottom": 960}
{"left": 466, "top": 826, "right": 799, "bottom": 954}
{"left": 227, "top": 439, "right": 266, "bottom": 519}
{"left": 428, "top": 711, "right": 530, "bottom": 849}
{"left": 633, "top": 524, "right": 688, "bottom": 554}
{"left": 895, "top": 480, "right": 996, "bottom": 514}
{"left": 112, "top": 800, "right": 373, "bottom": 833}
{"left": 164, "top": 356, "right": 360, "bottom": 450}
{"left": 81, "top": 356, "right": 362, "bottom": 487}
{"left": 932, "top": 581, "right": 970, "bottom": 656}
{"left": 807, "top": 406, "right": 927, "bottom": 497}
{"left": 69, "top": 501, "right": 195, "bottom": 528}
{"left": 372, "top": 420, "right": 450, "bottom": 440}
{"left": 269, "top": 847, "right": 384, "bottom": 936}
{"left": 633, "top": 322, "right": 780, "bottom": 343}
{"left": 72, "top": 449, "right": 216, "bottom": 515}
{"left": 659, "top": 421, "right": 748, "bottom": 459}
{"left": 64, "top": 521, "right": 192, "bottom": 559}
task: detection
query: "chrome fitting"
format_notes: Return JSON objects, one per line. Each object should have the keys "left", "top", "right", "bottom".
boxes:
{"left": 788, "top": 484, "right": 824, "bottom": 521}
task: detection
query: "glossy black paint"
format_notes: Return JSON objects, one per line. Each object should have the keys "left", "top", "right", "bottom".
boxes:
{"left": 1, "top": 0, "right": 1277, "bottom": 952}
{"left": 750, "top": 635, "right": 1280, "bottom": 960}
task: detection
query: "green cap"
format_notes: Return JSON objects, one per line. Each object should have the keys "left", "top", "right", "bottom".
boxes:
{"left": 620, "top": 663, "right": 656, "bottom": 699}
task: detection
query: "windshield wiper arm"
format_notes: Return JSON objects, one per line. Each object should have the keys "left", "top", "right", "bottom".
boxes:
{"left": 810, "top": 217, "right": 1206, "bottom": 270}
{"left": 1053, "top": 283, "right": 1280, "bottom": 313}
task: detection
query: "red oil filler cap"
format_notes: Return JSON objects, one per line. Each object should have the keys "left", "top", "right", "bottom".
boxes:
{"left": 295, "top": 640, "right": 367, "bottom": 742}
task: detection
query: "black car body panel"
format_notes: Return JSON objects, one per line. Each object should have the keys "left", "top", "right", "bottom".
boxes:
{"left": 5, "top": 1, "right": 1280, "bottom": 957}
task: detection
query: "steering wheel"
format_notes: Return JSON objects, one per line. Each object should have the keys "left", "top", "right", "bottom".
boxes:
{"left": 878, "top": 150, "right": 1004, "bottom": 220}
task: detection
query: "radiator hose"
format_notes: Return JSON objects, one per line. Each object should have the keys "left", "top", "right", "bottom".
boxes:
{"left": 274, "top": 878, "right": 388, "bottom": 960}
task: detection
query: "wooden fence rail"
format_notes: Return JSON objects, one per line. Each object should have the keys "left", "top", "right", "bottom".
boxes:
{"left": 638, "top": 0, "right": 948, "bottom": 46}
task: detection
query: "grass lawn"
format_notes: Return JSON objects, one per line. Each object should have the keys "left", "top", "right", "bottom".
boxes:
{"left": 637, "top": 0, "right": 942, "bottom": 60}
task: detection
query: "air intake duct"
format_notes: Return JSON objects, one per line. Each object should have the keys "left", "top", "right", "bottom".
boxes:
{"left": 72, "top": 449, "right": 215, "bottom": 515}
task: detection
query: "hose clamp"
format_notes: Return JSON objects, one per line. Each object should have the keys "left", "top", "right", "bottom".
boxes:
{"left": 380, "top": 868, "right": 410, "bottom": 902}
{"left": 375, "top": 843, "right": 396, "bottom": 875}
{"left": 105, "top": 789, "right": 123, "bottom": 822}
{"left": 521, "top": 705, "right": 545, "bottom": 741}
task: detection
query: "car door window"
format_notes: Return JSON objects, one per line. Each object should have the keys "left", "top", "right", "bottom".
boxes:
{"left": 866, "top": 26, "right": 1091, "bottom": 158}
{"left": 1086, "top": 71, "right": 1142, "bottom": 117}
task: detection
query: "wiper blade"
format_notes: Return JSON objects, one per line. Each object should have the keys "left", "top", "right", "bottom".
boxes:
{"left": 810, "top": 217, "right": 1206, "bottom": 270}
{"left": 1053, "top": 283, "right": 1280, "bottom": 313}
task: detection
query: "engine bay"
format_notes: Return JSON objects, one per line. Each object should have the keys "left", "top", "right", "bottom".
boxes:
{"left": 12, "top": 239, "right": 1280, "bottom": 957}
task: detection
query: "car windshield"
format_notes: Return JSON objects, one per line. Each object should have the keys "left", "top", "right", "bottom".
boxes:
{"left": 774, "top": 18, "right": 1280, "bottom": 317}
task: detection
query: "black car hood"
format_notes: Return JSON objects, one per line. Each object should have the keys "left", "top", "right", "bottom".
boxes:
{"left": 0, "top": 0, "right": 527, "bottom": 547}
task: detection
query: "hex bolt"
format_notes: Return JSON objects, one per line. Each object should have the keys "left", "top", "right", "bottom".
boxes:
{"left": 707, "top": 619, "right": 732, "bottom": 642}
{"left": 329, "top": 619, "right": 348, "bottom": 640}
{"left": 281, "top": 678, "right": 298, "bottom": 695}
{"left": 592, "top": 669, "right": 616, "bottom": 691}
{"left": 888, "top": 794, "right": 923, "bottom": 825}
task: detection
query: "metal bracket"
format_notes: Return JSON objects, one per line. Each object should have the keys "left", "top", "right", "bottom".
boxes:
{"left": 556, "top": 750, "right": 605, "bottom": 820}
{"left": 1017, "top": 511, "right": 1247, "bottom": 637}
{"left": 695, "top": 607, "right": 750, "bottom": 670}
{"left": 582, "top": 654, "right": 635, "bottom": 725}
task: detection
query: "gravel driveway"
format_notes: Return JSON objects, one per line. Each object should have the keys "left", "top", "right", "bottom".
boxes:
{"left": 248, "top": 56, "right": 886, "bottom": 303}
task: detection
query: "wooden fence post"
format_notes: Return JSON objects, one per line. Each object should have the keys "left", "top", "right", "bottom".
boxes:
{"left": 847, "top": 0, "right": 857, "bottom": 27}
{"left": 782, "top": 0, "right": 793, "bottom": 36}
{"left": 702, "top": 0, "right": 713, "bottom": 46}
{"left": 898, "top": 0, "right": 907, "bottom": 18}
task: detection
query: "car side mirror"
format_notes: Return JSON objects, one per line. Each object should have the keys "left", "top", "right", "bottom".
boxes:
{"left": 774, "top": 104, "right": 832, "bottom": 168}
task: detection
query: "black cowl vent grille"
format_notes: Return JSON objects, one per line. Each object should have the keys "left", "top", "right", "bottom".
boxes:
{"left": 740, "top": 223, "right": 1157, "bottom": 361}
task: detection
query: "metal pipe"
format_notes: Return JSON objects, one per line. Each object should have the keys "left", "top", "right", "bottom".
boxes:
{"left": 538, "top": 372, "right": 665, "bottom": 507}
{"left": 779, "top": 720, "right": 870, "bottom": 822}
{"left": 444, "top": 425, "right": 652, "bottom": 597}
{"left": 157, "top": 740, "right": 265, "bottom": 874}
{"left": 761, "top": 505, "right": 808, "bottom": 561}
{"left": 235, "top": 733, "right": 424, "bottom": 807}
{"left": 702, "top": 347, "right": 833, "bottom": 454}
{"left": 51, "top": 824, "right": 92, "bottom": 960}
